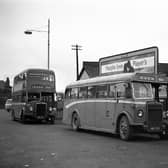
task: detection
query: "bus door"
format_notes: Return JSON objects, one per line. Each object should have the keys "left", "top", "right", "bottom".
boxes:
{"left": 85, "top": 86, "right": 96, "bottom": 127}
{"left": 95, "top": 84, "right": 116, "bottom": 130}
{"left": 115, "top": 83, "right": 132, "bottom": 126}
{"left": 78, "top": 87, "right": 87, "bottom": 126}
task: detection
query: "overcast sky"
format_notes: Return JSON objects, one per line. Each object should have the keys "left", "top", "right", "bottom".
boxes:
{"left": 1, "top": 0, "right": 168, "bottom": 91}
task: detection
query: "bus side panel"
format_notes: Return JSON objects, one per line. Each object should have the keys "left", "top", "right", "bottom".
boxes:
{"left": 63, "top": 100, "right": 72, "bottom": 125}
{"left": 115, "top": 101, "right": 135, "bottom": 127}
{"left": 106, "top": 99, "right": 117, "bottom": 133}
{"left": 95, "top": 101, "right": 107, "bottom": 129}
{"left": 63, "top": 100, "right": 87, "bottom": 126}
{"left": 95, "top": 99, "right": 117, "bottom": 132}
{"left": 75, "top": 100, "right": 86, "bottom": 126}
{"left": 85, "top": 100, "right": 96, "bottom": 127}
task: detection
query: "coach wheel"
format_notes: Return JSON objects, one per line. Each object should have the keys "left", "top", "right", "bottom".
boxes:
{"left": 72, "top": 113, "right": 80, "bottom": 131}
{"left": 11, "top": 110, "right": 16, "bottom": 121}
{"left": 119, "top": 115, "right": 132, "bottom": 140}
{"left": 159, "top": 124, "right": 168, "bottom": 140}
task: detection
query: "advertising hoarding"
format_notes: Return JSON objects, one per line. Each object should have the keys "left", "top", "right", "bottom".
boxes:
{"left": 99, "top": 47, "right": 158, "bottom": 76}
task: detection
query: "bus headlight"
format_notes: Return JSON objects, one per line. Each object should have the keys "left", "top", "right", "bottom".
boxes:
{"left": 137, "top": 110, "right": 144, "bottom": 118}
{"left": 49, "top": 107, "right": 52, "bottom": 111}
{"left": 29, "top": 106, "right": 33, "bottom": 111}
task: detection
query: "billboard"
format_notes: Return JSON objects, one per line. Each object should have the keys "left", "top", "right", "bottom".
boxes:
{"left": 99, "top": 47, "right": 158, "bottom": 76}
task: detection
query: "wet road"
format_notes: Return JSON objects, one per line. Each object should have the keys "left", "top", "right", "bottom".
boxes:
{"left": 0, "top": 109, "right": 168, "bottom": 168}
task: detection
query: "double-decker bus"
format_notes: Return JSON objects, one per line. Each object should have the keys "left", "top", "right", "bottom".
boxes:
{"left": 10, "top": 69, "right": 56, "bottom": 123}
{"left": 63, "top": 73, "right": 168, "bottom": 140}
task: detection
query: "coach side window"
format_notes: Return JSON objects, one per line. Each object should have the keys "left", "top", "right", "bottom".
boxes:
{"left": 88, "top": 86, "right": 96, "bottom": 98}
{"left": 71, "top": 88, "right": 78, "bottom": 99}
{"left": 65, "top": 88, "right": 71, "bottom": 99}
{"left": 116, "top": 83, "right": 126, "bottom": 98}
{"left": 96, "top": 85, "right": 108, "bottom": 98}
{"left": 109, "top": 84, "right": 116, "bottom": 98}
{"left": 79, "top": 87, "right": 87, "bottom": 99}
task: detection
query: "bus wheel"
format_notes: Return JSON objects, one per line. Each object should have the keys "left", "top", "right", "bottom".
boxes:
{"left": 72, "top": 113, "right": 80, "bottom": 131}
{"left": 119, "top": 115, "right": 132, "bottom": 140}
{"left": 11, "top": 110, "right": 16, "bottom": 121}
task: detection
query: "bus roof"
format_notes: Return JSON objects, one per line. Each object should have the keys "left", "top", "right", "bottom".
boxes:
{"left": 14, "top": 68, "right": 55, "bottom": 79}
{"left": 21, "top": 68, "right": 54, "bottom": 74}
{"left": 67, "top": 72, "right": 168, "bottom": 88}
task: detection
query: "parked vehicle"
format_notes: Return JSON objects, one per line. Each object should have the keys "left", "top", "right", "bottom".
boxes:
{"left": 63, "top": 73, "right": 168, "bottom": 140}
{"left": 10, "top": 69, "right": 57, "bottom": 124}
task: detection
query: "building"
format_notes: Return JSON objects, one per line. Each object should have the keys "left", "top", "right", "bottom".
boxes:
{"left": 78, "top": 61, "right": 168, "bottom": 80}
{"left": 0, "top": 78, "right": 12, "bottom": 108}
{"left": 78, "top": 61, "right": 99, "bottom": 80}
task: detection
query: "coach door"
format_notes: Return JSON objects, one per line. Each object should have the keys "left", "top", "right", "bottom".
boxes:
{"left": 115, "top": 83, "right": 132, "bottom": 124}
{"left": 95, "top": 84, "right": 116, "bottom": 131}
{"left": 85, "top": 86, "right": 96, "bottom": 127}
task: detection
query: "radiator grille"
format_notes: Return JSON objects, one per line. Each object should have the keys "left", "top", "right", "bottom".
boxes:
{"left": 36, "top": 103, "right": 47, "bottom": 116}
{"left": 147, "top": 102, "right": 162, "bottom": 127}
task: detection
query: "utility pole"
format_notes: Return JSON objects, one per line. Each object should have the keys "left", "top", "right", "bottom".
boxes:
{"left": 48, "top": 19, "right": 50, "bottom": 70}
{"left": 24, "top": 18, "right": 50, "bottom": 70}
{"left": 72, "top": 44, "right": 82, "bottom": 80}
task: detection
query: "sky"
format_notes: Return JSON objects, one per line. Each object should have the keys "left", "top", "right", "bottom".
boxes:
{"left": 1, "top": 0, "right": 168, "bottom": 92}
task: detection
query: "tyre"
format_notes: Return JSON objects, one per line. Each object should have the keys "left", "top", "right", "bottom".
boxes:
{"left": 119, "top": 115, "right": 132, "bottom": 140}
{"left": 71, "top": 113, "right": 80, "bottom": 131}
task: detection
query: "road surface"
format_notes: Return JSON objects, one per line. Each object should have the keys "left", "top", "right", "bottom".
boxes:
{"left": 0, "top": 109, "right": 168, "bottom": 168}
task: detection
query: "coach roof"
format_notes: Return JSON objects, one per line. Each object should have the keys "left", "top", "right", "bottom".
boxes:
{"left": 67, "top": 72, "right": 168, "bottom": 88}
{"left": 67, "top": 73, "right": 136, "bottom": 88}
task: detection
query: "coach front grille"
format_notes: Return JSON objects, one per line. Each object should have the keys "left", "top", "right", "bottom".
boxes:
{"left": 147, "top": 102, "right": 162, "bottom": 127}
{"left": 36, "top": 103, "right": 47, "bottom": 116}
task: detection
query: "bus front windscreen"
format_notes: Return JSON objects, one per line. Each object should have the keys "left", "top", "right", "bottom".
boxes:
{"left": 132, "top": 82, "right": 153, "bottom": 99}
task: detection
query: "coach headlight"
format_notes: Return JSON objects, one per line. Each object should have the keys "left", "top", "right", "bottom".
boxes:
{"left": 137, "top": 109, "right": 144, "bottom": 118}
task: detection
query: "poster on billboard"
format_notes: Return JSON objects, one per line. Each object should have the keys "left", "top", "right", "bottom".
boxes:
{"left": 99, "top": 46, "right": 158, "bottom": 76}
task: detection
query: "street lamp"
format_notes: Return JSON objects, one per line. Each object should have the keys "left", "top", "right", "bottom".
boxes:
{"left": 24, "top": 19, "right": 50, "bottom": 70}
